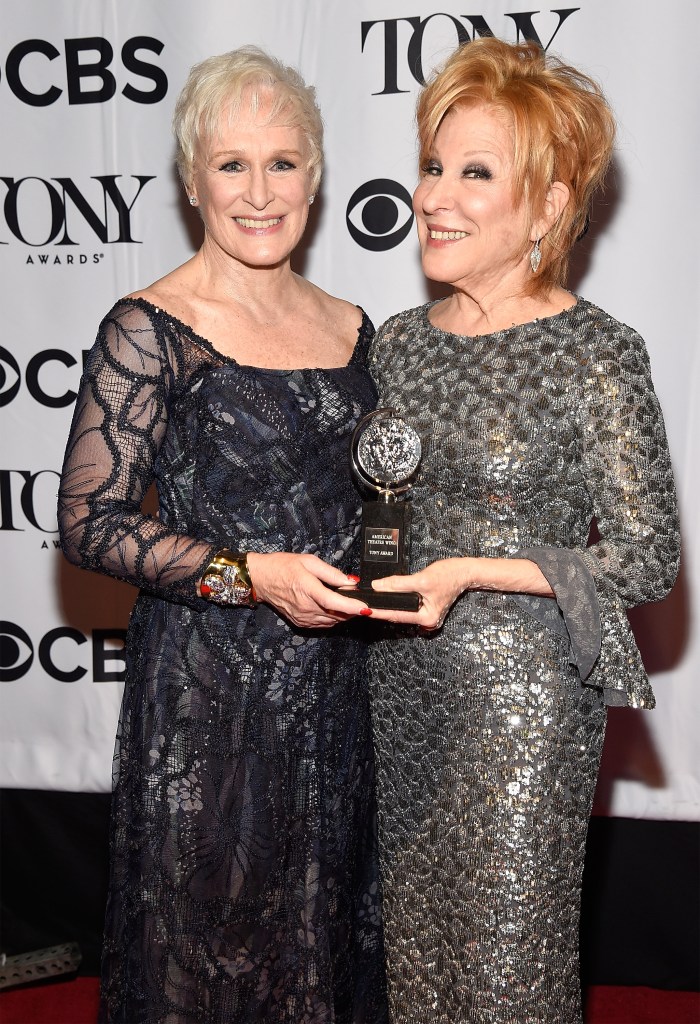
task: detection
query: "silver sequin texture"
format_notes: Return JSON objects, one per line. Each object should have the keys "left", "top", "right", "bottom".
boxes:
{"left": 367, "top": 298, "right": 680, "bottom": 1023}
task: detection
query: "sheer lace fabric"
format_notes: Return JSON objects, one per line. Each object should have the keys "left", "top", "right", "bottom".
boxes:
{"left": 58, "top": 299, "right": 388, "bottom": 1023}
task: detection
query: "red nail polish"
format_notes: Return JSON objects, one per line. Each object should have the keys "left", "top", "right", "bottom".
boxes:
{"left": 347, "top": 574, "right": 361, "bottom": 583}
{"left": 359, "top": 608, "right": 373, "bottom": 616}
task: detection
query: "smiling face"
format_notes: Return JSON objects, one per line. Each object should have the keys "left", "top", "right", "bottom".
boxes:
{"left": 413, "top": 103, "right": 535, "bottom": 296}
{"left": 189, "top": 92, "right": 313, "bottom": 269}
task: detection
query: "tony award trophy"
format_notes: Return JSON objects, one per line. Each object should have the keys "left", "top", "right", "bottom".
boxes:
{"left": 343, "top": 408, "right": 422, "bottom": 611}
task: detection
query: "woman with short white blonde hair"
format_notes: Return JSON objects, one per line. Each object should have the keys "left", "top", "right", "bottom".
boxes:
{"left": 59, "top": 46, "right": 388, "bottom": 1023}
{"left": 172, "top": 46, "right": 325, "bottom": 195}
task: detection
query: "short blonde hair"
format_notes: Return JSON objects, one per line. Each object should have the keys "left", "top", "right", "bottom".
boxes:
{"left": 417, "top": 37, "right": 616, "bottom": 295}
{"left": 173, "top": 46, "right": 324, "bottom": 193}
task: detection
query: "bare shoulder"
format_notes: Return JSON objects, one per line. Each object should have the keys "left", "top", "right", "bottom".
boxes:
{"left": 124, "top": 263, "right": 195, "bottom": 319}
{"left": 307, "top": 281, "right": 364, "bottom": 332}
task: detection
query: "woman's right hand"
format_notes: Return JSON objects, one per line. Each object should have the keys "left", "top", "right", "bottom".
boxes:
{"left": 246, "top": 552, "right": 368, "bottom": 628}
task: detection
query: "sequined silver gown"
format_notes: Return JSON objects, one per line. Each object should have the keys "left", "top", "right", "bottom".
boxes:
{"left": 367, "top": 298, "right": 680, "bottom": 1024}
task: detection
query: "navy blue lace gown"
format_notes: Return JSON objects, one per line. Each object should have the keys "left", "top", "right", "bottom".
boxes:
{"left": 57, "top": 298, "right": 388, "bottom": 1024}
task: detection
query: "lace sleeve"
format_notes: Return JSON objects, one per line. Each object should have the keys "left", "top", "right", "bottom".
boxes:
{"left": 57, "top": 301, "right": 216, "bottom": 605}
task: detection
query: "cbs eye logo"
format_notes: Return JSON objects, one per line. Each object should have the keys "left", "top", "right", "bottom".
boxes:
{"left": 0, "top": 621, "right": 127, "bottom": 682}
{"left": 346, "top": 178, "right": 414, "bottom": 251}
{"left": 0, "top": 347, "right": 85, "bottom": 407}
{"left": 0, "top": 622, "right": 34, "bottom": 681}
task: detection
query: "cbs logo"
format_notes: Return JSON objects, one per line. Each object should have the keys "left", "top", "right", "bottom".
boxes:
{"left": 0, "top": 36, "right": 166, "bottom": 106}
{"left": 346, "top": 178, "right": 414, "bottom": 252}
{"left": 0, "top": 348, "right": 87, "bottom": 408}
{"left": 0, "top": 621, "right": 126, "bottom": 682}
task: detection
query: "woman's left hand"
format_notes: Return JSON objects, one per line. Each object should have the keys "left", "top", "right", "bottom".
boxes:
{"left": 369, "top": 558, "right": 473, "bottom": 629}
{"left": 367, "top": 554, "right": 554, "bottom": 628}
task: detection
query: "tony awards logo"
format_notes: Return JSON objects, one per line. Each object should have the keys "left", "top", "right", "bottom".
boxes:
{"left": 346, "top": 408, "right": 422, "bottom": 611}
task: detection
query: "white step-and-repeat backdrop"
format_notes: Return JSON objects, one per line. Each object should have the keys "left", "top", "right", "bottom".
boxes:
{"left": 1, "top": 1, "right": 698, "bottom": 822}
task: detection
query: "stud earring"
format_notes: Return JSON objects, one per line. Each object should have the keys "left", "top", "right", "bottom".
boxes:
{"left": 189, "top": 196, "right": 197, "bottom": 206}
{"left": 308, "top": 195, "right": 315, "bottom": 205}
{"left": 530, "top": 238, "right": 542, "bottom": 273}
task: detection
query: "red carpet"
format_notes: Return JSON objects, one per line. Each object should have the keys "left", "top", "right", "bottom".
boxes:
{"left": 0, "top": 979, "right": 698, "bottom": 1023}
{"left": 584, "top": 986, "right": 700, "bottom": 1023}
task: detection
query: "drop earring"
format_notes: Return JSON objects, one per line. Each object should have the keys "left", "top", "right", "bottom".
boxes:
{"left": 530, "top": 238, "right": 542, "bottom": 273}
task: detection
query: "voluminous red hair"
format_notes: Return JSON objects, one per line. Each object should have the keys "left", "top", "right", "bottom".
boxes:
{"left": 416, "top": 37, "right": 616, "bottom": 295}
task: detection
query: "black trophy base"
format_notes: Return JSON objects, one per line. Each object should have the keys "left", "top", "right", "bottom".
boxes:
{"left": 337, "top": 585, "right": 422, "bottom": 612}
{"left": 338, "top": 497, "right": 422, "bottom": 611}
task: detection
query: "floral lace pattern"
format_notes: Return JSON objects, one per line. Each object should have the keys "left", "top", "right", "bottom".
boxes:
{"left": 58, "top": 300, "right": 388, "bottom": 1023}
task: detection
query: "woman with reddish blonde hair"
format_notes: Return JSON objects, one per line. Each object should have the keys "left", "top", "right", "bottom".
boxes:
{"left": 367, "top": 37, "right": 679, "bottom": 1022}
{"left": 414, "top": 36, "right": 615, "bottom": 299}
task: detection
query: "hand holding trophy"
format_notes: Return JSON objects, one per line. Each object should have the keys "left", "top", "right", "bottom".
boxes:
{"left": 343, "top": 408, "right": 422, "bottom": 611}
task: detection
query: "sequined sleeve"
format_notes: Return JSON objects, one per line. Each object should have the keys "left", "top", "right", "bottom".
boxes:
{"left": 518, "top": 319, "right": 680, "bottom": 699}
{"left": 576, "top": 322, "right": 680, "bottom": 601}
{"left": 57, "top": 301, "right": 216, "bottom": 604}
